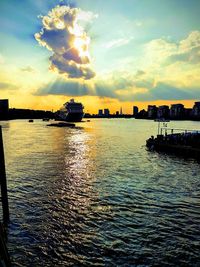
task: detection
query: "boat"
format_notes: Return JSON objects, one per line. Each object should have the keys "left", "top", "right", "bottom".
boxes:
{"left": 146, "top": 120, "right": 200, "bottom": 159}
{"left": 57, "top": 99, "right": 84, "bottom": 122}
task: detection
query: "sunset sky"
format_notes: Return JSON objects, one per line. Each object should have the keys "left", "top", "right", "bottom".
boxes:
{"left": 0, "top": 0, "right": 200, "bottom": 114}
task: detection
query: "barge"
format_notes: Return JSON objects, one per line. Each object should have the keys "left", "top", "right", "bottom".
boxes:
{"left": 146, "top": 121, "right": 200, "bottom": 159}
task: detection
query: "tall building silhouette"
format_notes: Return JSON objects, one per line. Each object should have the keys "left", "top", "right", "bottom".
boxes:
{"left": 133, "top": 106, "right": 139, "bottom": 116}
{"left": 0, "top": 99, "right": 9, "bottom": 120}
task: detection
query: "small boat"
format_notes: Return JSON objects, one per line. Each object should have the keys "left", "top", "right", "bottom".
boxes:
{"left": 28, "top": 119, "right": 34, "bottom": 123}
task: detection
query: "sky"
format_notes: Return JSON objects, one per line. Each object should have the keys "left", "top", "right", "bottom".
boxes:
{"left": 0, "top": 0, "right": 200, "bottom": 114}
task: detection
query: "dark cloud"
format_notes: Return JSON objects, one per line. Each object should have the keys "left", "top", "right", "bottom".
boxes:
{"left": 135, "top": 79, "right": 154, "bottom": 89}
{"left": 35, "top": 79, "right": 90, "bottom": 96}
{"left": 95, "top": 81, "right": 117, "bottom": 98}
{"left": 131, "top": 82, "right": 198, "bottom": 102}
{"left": 35, "top": 76, "right": 199, "bottom": 103}
{"left": 35, "top": 78, "right": 117, "bottom": 98}
{"left": 0, "top": 82, "right": 18, "bottom": 90}
{"left": 50, "top": 54, "right": 95, "bottom": 79}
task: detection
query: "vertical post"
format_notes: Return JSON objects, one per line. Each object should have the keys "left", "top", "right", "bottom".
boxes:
{"left": 0, "top": 223, "right": 11, "bottom": 267}
{"left": 0, "top": 125, "right": 9, "bottom": 223}
{"left": 158, "top": 121, "right": 160, "bottom": 135}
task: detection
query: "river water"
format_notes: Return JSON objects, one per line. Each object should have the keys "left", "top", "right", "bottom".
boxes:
{"left": 1, "top": 119, "right": 200, "bottom": 266}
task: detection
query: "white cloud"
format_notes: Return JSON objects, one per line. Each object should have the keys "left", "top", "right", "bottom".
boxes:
{"left": 144, "top": 31, "right": 200, "bottom": 66}
{"left": 35, "top": 30, "right": 200, "bottom": 102}
{"left": 179, "top": 31, "right": 200, "bottom": 52}
{"left": 35, "top": 5, "right": 97, "bottom": 80}
{"left": 104, "top": 37, "right": 134, "bottom": 49}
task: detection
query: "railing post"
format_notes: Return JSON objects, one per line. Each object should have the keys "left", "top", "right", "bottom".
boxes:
{"left": 0, "top": 125, "right": 9, "bottom": 224}
{"left": 0, "top": 222, "right": 11, "bottom": 267}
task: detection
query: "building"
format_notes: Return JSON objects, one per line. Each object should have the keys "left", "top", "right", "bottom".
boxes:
{"left": 98, "top": 109, "right": 103, "bottom": 116}
{"left": 184, "top": 108, "right": 192, "bottom": 119}
{"left": 104, "top": 108, "right": 110, "bottom": 116}
{"left": 192, "top": 102, "right": 200, "bottom": 119}
{"left": 170, "top": 104, "right": 185, "bottom": 119}
{"left": 0, "top": 99, "right": 9, "bottom": 120}
{"left": 157, "top": 105, "right": 169, "bottom": 119}
{"left": 147, "top": 105, "right": 157, "bottom": 119}
{"left": 135, "top": 109, "right": 148, "bottom": 119}
{"left": 116, "top": 111, "right": 119, "bottom": 116}
{"left": 133, "top": 106, "right": 139, "bottom": 116}
{"left": 120, "top": 107, "right": 123, "bottom": 115}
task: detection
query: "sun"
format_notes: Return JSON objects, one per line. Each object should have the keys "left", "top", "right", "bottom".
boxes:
{"left": 74, "top": 35, "right": 90, "bottom": 59}
{"left": 69, "top": 20, "right": 91, "bottom": 60}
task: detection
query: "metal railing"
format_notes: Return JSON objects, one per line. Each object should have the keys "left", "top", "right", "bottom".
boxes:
{"left": 160, "top": 127, "right": 200, "bottom": 135}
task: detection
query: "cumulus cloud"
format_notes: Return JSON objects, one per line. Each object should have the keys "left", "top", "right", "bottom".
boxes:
{"left": 144, "top": 38, "right": 177, "bottom": 65}
{"left": 145, "top": 31, "right": 200, "bottom": 66}
{"left": 35, "top": 5, "right": 97, "bottom": 79}
{"left": 35, "top": 30, "right": 200, "bottom": 102}
{"left": 167, "top": 31, "right": 200, "bottom": 64}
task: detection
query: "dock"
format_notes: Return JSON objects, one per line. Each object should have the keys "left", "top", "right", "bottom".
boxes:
{"left": 146, "top": 127, "right": 200, "bottom": 159}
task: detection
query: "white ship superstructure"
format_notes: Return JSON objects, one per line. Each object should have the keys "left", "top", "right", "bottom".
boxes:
{"left": 59, "top": 99, "right": 84, "bottom": 122}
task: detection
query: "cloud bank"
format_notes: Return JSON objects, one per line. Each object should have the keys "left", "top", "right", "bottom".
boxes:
{"left": 35, "top": 30, "right": 200, "bottom": 102}
{"left": 0, "top": 82, "right": 18, "bottom": 90}
{"left": 35, "top": 5, "right": 96, "bottom": 79}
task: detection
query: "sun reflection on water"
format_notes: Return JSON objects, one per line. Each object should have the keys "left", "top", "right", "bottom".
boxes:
{"left": 1, "top": 119, "right": 200, "bottom": 266}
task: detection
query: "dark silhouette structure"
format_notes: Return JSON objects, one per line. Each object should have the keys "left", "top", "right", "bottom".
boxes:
{"left": 8, "top": 108, "right": 54, "bottom": 120}
{"left": 0, "top": 100, "right": 9, "bottom": 120}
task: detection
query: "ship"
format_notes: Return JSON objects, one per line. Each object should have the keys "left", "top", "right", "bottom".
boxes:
{"left": 58, "top": 99, "right": 84, "bottom": 122}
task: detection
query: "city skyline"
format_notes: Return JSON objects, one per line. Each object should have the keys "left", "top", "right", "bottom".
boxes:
{"left": 96, "top": 100, "right": 200, "bottom": 116}
{"left": 0, "top": 0, "right": 200, "bottom": 113}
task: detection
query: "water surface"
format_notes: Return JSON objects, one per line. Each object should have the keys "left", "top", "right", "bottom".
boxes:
{"left": 1, "top": 119, "right": 200, "bottom": 266}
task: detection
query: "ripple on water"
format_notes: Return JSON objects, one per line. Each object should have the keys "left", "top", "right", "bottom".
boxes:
{"left": 1, "top": 119, "right": 200, "bottom": 266}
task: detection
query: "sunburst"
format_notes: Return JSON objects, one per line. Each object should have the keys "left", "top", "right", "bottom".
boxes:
{"left": 69, "top": 21, "right": 91, "bottom": 61}
{"left": 74, "top": 36, "right": 90, "bottom": 59}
